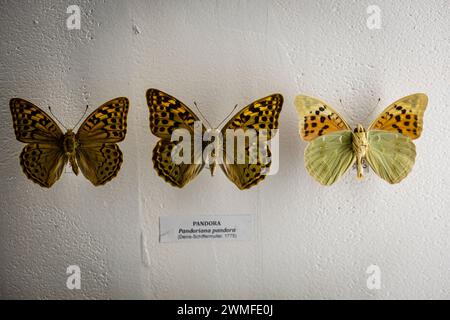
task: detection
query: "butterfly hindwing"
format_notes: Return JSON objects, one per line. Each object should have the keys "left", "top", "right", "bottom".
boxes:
{"left": 295, "top": 95, "right": 351, "bottom": 141}
{"left": 75, "top": 143, "right": 123, "bottom": 186}
{"left": 304, "top": 131, "right": 356, "bottom": 186}
{"left": 10, "top": 98, "right": 63, "bottom": 143}
{"left": 219, "top": 144, "right": 271, "bottom": 190}
{"left": 152, "top": 139, "right": 205, "bottom": 188}
{"left": 369, "top": 93, "right": 428, "bottom": 140}
{"left": 220, "top": 94, "right": 283, "bottom": 190}
{"left": 20, "top": 143, "right": 67, "bottom": 188}
{"left": 366, "top": 130, "right": 416, "bottom": 184}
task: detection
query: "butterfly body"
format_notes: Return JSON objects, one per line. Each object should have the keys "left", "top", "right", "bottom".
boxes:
{"left": 206, "top": 157, "right": 217, "bottom": 177}
{"left": 295, "top": 93, "right": 428, "bottom": 185}
{"left": 10, "top": 97, "right": 129, "bottom": 187}
{"left": 352, "top": 124, "right": 369, "bottom": 179}
{"left": 61, "top": 130, "right": 80, "bottom": 175}
{"left": 63, "top": 130, "right": 78, "bottom": 156}
{"left": 147, "top": 89, "right": 283, "bottom": 189}
{"left": 203, "top": 127, "right": 224, "bottom": 177}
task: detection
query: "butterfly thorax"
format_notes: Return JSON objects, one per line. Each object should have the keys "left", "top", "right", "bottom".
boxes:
{"left": 63, "top": 130, "right": 78, "bottom": 156}
{"left": 63, "top": 130, "right": 80, "bottom": 175}
{"left": 352, "top": 124, "right": 369, "bottom": 179}
{"left": 204, "top": 128, "right": 221, "bottom": 177}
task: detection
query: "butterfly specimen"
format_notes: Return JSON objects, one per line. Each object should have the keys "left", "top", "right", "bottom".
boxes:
{"left": 147, "top": 89, "right": 283, "bottom": 190}
{"left": 294, "top": 93, "right": 428, "bottom": 185}
{"left": 10, "top": 97, "right": 129, "bottom": 187}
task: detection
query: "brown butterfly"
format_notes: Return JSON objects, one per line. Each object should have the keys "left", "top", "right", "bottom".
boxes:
{"left": 10, "top": 97, "right": 129, "bottom": 187}
{"left": 147, "top": 89, "right": 283, "bottom": 190}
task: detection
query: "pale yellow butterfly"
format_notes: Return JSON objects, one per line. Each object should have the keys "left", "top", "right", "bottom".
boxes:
{"left": 294, "top": 93, "right": 428, "bottom": 185}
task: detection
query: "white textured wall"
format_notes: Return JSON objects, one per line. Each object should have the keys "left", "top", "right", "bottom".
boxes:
{"left": 1, "top": 0, "right": 449, "bottom": 299}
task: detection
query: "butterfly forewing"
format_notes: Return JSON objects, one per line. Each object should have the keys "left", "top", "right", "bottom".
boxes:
{"left": 222, "top": 94, "right": 283, "bottom": 140}
{"left": 147, "top": 89, "right": 204, "bottom": 139}
{"left": 294, "top": 95, "right": 351, "bottom": 141}
{"left": 76, "top": 97, "right": 129, "bottom": 144}
{"left": 369, "top": 93, "right": 428, "bottom": 140}
{"left": 10, "top": 98, "right": 63, "bottom": 143}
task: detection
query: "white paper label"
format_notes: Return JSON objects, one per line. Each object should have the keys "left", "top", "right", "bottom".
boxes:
{"left": 159, "top": 215, "right": 253, "bottom": 243}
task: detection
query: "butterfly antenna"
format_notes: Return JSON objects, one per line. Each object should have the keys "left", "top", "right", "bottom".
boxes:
{"left": 73, "top": 105, "right": 89, "bottom": 129}
{"left": 375, "top": 97, "right": 381, "bottom": 109}
{"left": 193, "top": 101, "right": 212, "bottom": 128}
{"left": 48, "top": 106, "right": 68, "bottom": 131}
{"left": 217, "top": 104, "right": 238, "bottom": 128}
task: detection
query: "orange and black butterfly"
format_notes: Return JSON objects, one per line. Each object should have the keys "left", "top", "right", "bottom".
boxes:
{"left": 147, "top": 89, "right": 283, "bottom": 190}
